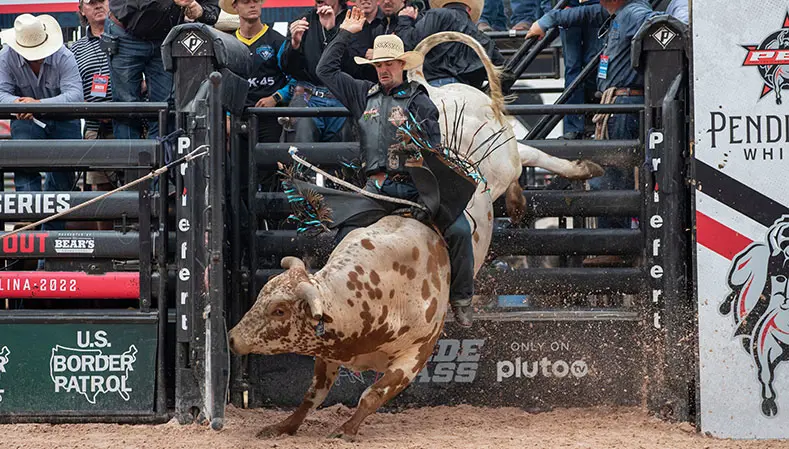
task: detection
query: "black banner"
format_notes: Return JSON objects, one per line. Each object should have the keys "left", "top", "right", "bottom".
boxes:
{"left": 0, "top": 192, "right": 140, "bottom": 220}
{"left": 0, "top": 231, "right": 139, "bottom": 259}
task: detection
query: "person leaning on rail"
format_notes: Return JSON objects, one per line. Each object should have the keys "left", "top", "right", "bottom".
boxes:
{"left": 316, "top": 8, "right": 477, "bottom": 327}
{"left": 394, "top": 0, "right": 505, "bottom": 89}
{"left": 72, "top": 0, "right": 122, "bottom": 217}
{"left": 0, "top": 13, "right": 82, "bottom": 233}
{"left": 527, "top": 0, "right": 658, "bottom": 267}
{"left": 105, "top": 0, "right": 220, "bottom": 140}
{"left": 280, "top": 0, "right": 351, "bottom": 143}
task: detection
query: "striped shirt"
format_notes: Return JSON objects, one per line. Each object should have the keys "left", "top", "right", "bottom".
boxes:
{"left": 70, "top": 28, "right": 112, "bottom": 134}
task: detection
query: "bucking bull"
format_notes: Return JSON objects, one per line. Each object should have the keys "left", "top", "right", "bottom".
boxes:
{"left": 228, "top": 32, "right": 602, "bottom": 439}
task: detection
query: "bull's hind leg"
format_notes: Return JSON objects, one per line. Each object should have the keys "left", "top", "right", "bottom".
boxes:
{"left": 329, "top": 333, "right": 441, "bottom": 440}
{"left": 257, "top": 358, "right": 340, "bottom": 438}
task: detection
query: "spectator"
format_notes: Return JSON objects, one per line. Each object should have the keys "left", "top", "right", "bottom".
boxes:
{"left": 479, "top": 0, "right": 551, "bottom": 32}
{"left": 346, "top": 0, "right": 386, "bottom": 82}
{"left": 527, "top": 0, "right": 656, "bottom": 265}
{"left": 0, "top": 14, "right": 82, "bottom": 228}
{"left": 396, "top": 0, "right": 505, "bottom": 88}
{"left": 665, "top": 0, "right": 688, "bottom": 24}
{"left": 106, "top": 0, "right": 220, "bottom": 139}
{"left": 559, "top": 0, "right": 602, "bottom": 140}
{"left": 282, "top": 0, "right": 349, "bottom": 142}
{"left": 72, "top": 0, "right": 119, "bottom": 200}
{"left": 378, "top": 0, "right": 405, "bottom": 33}
{"left": 222, "top": 0, "right": 293, "bottom": 142}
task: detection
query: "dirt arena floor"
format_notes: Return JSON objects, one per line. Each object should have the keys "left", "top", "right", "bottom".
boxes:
{"left": 6, "top": 404, "right": 789, "bottom": 449}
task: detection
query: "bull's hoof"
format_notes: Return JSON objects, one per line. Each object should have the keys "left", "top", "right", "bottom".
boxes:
{"left": 762, "top": 398, "right": 778, "bottom": 417}
{"left": 578, "top": 160, "right": 604, "bottom": 179}
{"left": 328, "top": 430, "right": 357, "bottom": 442}
{"left": 256, "top": 424, "right": 293, "bottom": 438}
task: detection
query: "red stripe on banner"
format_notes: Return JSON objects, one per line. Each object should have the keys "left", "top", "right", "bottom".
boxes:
{"left": 0, "top": 272, "right": 139, "bottom": 299}
{"left": 0, "top": 4, "right": 79, "bottom": 13}
{"left": 262, "top": 0, "right": 313, "bottom": 7}
{"left": 696, "top": 211, "right": 754, "bottom": 260}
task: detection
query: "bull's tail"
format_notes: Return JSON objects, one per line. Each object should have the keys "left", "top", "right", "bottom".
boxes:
{"left": 411, "top": 32, "right": 505, "bottom": 124}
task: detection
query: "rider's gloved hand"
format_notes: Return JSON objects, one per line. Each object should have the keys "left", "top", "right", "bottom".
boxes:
{"left": 410, "top": 201, "right": 431, "bottom": 224}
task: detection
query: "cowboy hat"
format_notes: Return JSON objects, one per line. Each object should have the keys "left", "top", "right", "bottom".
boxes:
{"left": 220, "top": 0, "right": 267, "bottom": 14}
{"left": 214, "top": 10, "right": 240, "bottom": 32}
{"left": 429, "top": 0, "right": 483, "bottom": 22}
{"left": 353, "top": 35, "right": 423, "bottom": 70}
{"left": 0, "top": 14, "right": 63, "bottom": 61}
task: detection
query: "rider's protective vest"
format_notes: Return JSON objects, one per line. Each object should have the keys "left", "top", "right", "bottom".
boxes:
{"left": 357, "top": 82, "right": 422, "bottom": 175}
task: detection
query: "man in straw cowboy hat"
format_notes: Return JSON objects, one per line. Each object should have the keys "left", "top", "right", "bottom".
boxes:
{"left": 0, "top": 14, "right": 81, "bottom": 218}
{"left": 316, "top": 7, "right": 477, "bottom": 327}
{"left": 395, "top": 0, "right": 504, "bottom": 88}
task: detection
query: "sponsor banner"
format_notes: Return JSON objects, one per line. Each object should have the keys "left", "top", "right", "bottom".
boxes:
{"left": 0, "top": 0, "right": 312, "bottom": 13}
{"left": 0, "top": 324, "right": 156, "bottom": 414}
{"left": 246, "top": 319, "right": 640, "bottom": 409}
{"left": 0, "top": 192, "right": 140, "bottom": 220}
{"left": 0, "top": 231, "right": 139, "bottom": 259}
{"left": 694, "top": 0, "right": 789, "bottom": 439}
{"left": 0, "top": 272, "right": 139, "bottom": 299}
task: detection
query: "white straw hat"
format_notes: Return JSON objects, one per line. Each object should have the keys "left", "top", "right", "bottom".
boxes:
{"left": 0, "top": 14, "right": 63, "bottom": 61}
{"left": 354, "top": 35, "right": 424, "bottom": 70}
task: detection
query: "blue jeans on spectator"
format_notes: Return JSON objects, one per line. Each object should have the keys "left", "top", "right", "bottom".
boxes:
{"left": 105, "top": 20, "right": 172, "bottom": 140}
{"left": 294, "top": 94, "right": 346, "bottom": 142}
{"left": 588, "top": 95, "right": 642, "bottom": 229}
{"left": 429, "top": 77, "right": 459, "bottom": 87}
{"left": 511, "top": 0, "right": 552, "bottom": 26}
{"left": 480, "top": 0, "right": 509, "bottom": 30}
{"left": 10, "top": 119, "right": 79, "bottom": 231}
{"left": 561, "top": 24, "right": 602, "bottom": 136}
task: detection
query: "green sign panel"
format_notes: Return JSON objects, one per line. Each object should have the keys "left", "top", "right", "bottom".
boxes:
{"left": 0, "top": 323, "right": 157, "bottom": 414}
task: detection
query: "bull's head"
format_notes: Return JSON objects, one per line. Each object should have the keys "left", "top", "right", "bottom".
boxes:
{"left": 228, "top": 256, "right": 324, "bottom": 356}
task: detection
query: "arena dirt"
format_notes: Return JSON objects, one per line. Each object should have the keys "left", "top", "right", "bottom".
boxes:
{"left": 5, "top": 404, "right": 789, "bottom": 449}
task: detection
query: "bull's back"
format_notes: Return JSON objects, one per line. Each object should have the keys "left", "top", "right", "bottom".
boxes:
{"left": 427, "top": 84, "right": 521, "bottom": 202}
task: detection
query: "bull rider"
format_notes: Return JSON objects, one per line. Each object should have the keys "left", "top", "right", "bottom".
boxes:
{"left": 315, "top": 7, "right": 475, "bottom": 327}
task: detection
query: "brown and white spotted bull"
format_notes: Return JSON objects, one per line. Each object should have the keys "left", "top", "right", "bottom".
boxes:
{"left": 228, "top": 216, "right": 450, "bottom": 439}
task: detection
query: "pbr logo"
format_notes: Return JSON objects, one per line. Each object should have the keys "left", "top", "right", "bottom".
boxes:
{"left": 742, "top": 15, "right": 789, "bottom": 104}
{"left": 719, "top": 215, "right": 789, "bottom": 417}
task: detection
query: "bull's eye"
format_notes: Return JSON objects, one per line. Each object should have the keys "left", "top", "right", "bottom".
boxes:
{"left": 271, "top": 308, "right": 285, "bottom": 317}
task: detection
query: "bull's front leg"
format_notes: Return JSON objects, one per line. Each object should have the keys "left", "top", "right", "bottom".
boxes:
{"left": 328, "top": 332, "right": 441, "bottom": 441}
{"left": 257, "top": 357, "right": 340, "bottom": 438}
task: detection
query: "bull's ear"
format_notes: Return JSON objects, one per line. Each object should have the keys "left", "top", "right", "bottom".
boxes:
{"left": 281, "top": 256, "right": 306, "bottom": 271}
{"left": 295, "top": 281, "right": 323, "bottom": 321}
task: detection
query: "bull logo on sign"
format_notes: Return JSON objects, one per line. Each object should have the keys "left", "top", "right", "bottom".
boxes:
{"left": 719, "top": 215, "right": 789, "bottom": 417}
{"left": 742, "top": 15, "right": 789, "bottom": 104}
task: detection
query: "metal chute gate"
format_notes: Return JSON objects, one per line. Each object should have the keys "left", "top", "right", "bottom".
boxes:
{"left": 0, "top": 15, "right": 694, "bottom": 427}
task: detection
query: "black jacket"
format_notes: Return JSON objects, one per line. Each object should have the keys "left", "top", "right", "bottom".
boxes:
{"left": 110, "top": 0, "right": 219, "bottom": 41}
{"left": 395, "top": 4, "right": 505, "bottom": 88}
{"left": 281, "top": 7, "right": 348, "bottom": 87}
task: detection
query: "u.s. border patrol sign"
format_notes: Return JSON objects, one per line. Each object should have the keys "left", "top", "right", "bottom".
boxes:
{"left": 694, "top": 0, "right": 789, "bottom": 439}
{"left": 0, "top": 324, "right": 156, "bottom": 414}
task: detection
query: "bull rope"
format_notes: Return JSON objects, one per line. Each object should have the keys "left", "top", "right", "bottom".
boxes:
{"left": 0, "top": 145, "right": 210, "bottom": 239}
{"left": 287, "top": 146, "right": 429, "bottom": 212}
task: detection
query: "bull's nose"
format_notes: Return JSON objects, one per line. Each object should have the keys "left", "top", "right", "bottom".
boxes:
{"left": 228, "top": 331, "right": 250, "bottom": 355}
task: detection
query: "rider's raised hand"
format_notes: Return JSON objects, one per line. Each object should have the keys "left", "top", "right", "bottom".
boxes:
{"left": 340, "top": 7, "right": 366, "bottom": 34}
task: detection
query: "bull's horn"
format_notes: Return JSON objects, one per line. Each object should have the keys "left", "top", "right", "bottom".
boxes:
{"left": 281, "top": 256, "right": 306, "bottom": 271}
{"left": 295, "top": 281, "right": 323, "bottom": 321}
